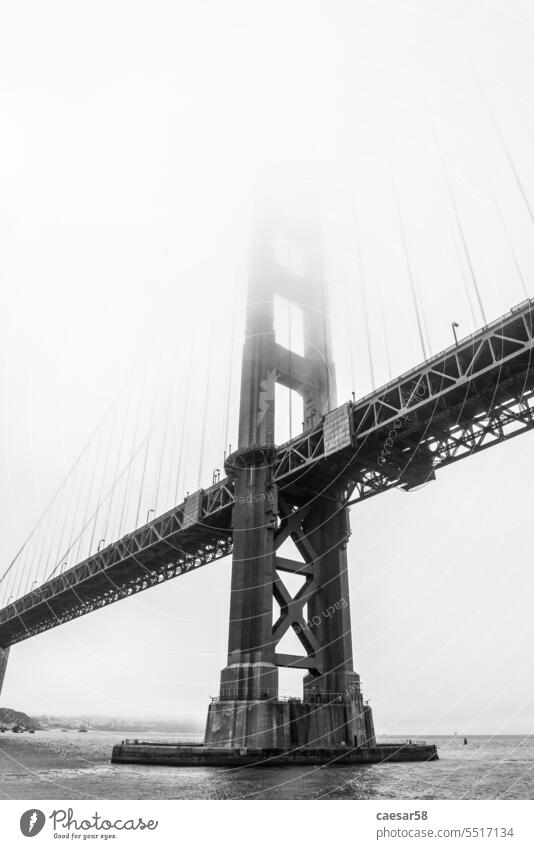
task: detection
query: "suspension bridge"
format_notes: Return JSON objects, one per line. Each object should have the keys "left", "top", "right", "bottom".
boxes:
{"left": 1, "top": 181, "right": 534, "bottom": 764}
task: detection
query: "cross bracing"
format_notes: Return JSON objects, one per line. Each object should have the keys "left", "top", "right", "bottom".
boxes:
{"left": 1, "top": 298, "right": 533, "bottom": 648}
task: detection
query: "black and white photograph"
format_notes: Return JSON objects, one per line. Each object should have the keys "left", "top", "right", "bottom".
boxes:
{"left": 0, "top": 0, "right": 533, "bottom": 844}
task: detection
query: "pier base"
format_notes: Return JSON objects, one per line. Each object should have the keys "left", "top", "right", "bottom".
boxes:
{"left": 204, "top": 698, "right": 375, "bottom": 749}
{"left": 111, "top": 697, "right": 437, "bottom": 769}
{"left": 111, "top": 741, "right": 438, "bottom": 768}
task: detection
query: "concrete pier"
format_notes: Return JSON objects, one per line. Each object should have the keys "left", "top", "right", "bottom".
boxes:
{"left": 111, "top": 740, "right": 438, "bottom": 768}
{"left": 204, "top": 698, "right": 371, "bottom": 750}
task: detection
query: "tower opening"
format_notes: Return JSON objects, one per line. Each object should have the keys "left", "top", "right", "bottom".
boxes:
{"left": 274, "top": 295, "right": 304, "bottom": 356}
{"left": 275, "top": 383, "right": 303, "bottom": 443}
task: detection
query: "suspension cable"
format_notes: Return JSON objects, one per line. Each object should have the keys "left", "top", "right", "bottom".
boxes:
{"left": 174, "top": 344, "right": 193, "bottom": 504}
{"left": 0, "top": 378, "right": 130, "bottom": 589}
{"left": 353, "top": 198, "right": 375, "bottom": 388}
{"left": 48, "top": 435, "right": 150, "bottom": 581}
{"left": 433, "top": 129, "right": 488, "bottom": 325}
{"left": 393, "top": 180, "right": 428, "bottom": 359}
{"left": 153, "top": 392, "right": 171, "bottom": 515}
{"left": 478, "top": 81, "right": 534, "bottom": 224}
{"left": 223, "top": 273, "right": 239, "bottom": 458}
{"left": 197, "top": 333, "right": 213, "bottom": 490}
{"left": 103, "top": 400, "right": 129, "bottom": 543}
{"left": 134, "top": 388, "right": 155, "bottom": 530}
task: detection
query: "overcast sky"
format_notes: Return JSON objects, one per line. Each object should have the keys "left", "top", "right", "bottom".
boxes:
{"left": 1, "top": 0, "right": 534, "bottom": 734}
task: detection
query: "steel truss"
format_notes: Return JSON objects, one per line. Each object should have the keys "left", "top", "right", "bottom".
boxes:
{"left": 274, "top": 298, "right": 534, "bottom": 502}
{"left": 2, "top": 300, "right": 534, "bottom": 647}
{"left": 272, "top": 497, "right": 324, "bottom": 675}
{"left": 0, "top": 481, "right": 234, "bottom": 646}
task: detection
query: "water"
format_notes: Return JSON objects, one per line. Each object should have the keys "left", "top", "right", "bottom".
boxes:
{"left": 0, "top": 732, "right": 532, "bottom": 800}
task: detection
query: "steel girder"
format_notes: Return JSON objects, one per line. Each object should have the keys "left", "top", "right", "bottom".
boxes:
{"left": 272, "top": 497, "right": 324, "bottom": 676}
{"left": 0, "top": 481, "right": 234, "bottom": 646}
{"left": 2, "top": 299, "right": 534, "bottom": 647}
{"left": 273, "top": 298, "right": 534, "bottom": 501}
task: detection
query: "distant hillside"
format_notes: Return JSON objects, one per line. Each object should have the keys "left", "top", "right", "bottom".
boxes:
{"left": 35, "top": 714, "right": 202, "bottom": 733}
{"left": 0, "top": 707, "right": 41, "bottom": 731}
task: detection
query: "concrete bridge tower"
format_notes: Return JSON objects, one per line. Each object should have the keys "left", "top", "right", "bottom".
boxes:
{"left": 205, "top": 183, "right": 375, "bottom": 750}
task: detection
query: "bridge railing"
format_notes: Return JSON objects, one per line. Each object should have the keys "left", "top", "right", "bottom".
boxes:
{"left": 120, "top": 738, "right": 204, "bottom": 746}
{"left": 209, "top": 692, "right": 366, "bottom": 705}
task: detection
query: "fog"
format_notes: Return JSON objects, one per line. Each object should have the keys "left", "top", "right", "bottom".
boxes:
{"left": 1, "top": 0, "right": 534, "bottom": 734}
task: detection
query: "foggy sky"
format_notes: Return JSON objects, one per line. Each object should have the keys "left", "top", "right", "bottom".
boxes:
{"left": 1, "top": 0, "right": 534, "bottom": 734}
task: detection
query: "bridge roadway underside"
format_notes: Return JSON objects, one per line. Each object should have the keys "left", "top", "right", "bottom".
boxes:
{"left": 0, "top": 502, "right": 234, "bottom": 647}
{"left": 1, "top": 299, "right": 534, "bottom": 649}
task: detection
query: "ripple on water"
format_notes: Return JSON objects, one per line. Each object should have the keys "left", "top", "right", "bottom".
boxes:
{"left": 0, "top": 733, "right": 533, "bottom": 799}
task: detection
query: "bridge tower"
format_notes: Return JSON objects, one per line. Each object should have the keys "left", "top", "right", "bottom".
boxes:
{"left": 205, "top": 184, "right": 375, "bottom": 750}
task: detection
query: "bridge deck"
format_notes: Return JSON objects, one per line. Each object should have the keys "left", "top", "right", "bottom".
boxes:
{"left": 275, "top": 297, "right": 534, "bottom": 502}
{"left": 1, "top": 298, "right": 533, "bottom": 647}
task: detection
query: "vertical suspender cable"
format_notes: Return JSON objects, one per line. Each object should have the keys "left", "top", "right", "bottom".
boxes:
{"left": 153, "top": 393, "right": 171, "bottom": 515}
{"left": 46, "top": 434, "right": 150, "bottom": 581}
{"left": 13, "top": 536, "right": 34, "bottom": 600}
{"left": 393, "top": 181, "right": 428, "bottom": 360}
{"left": 43, "top": 497, "right": 63, "bottom": 577}
{"left": 174, "top": 344, "right": 193, "bottom": 503}
{"left": 474, "top": 79, "right": 529, "bottom": 297}
{"left": 499, "top": 212, "right": 529, "bottom": 298}
{"left": 89, "top": 409, "right": 116, "bottom": 551}
{"left": 51, "top": 475, "right": 76, "bottom": 582}
{"left": 35, "top": 495, "right": 58, "bottom": 586}
{"left": 76, "top": 433, "right": 101, "bottom": 562}
{"left": 376, "top": 274, "right": 392, "bottom": 381}
{"left": 450, "top": 220, "right": 477, "bottom": 327}
{"left": 64, "top": 423, "right": 95, "bottom": 568}
{"left": 223, "top": 274, "right": 239, "bottom": 457}
{"left": 135, "top": 393, "right": 155, "bottom": 529}
{"left": 0, "top": 375, "right": 132, "bottom": 596}
{"left": 433, "top": 129, "right": 488, "bottom": 324}
{"left": 477, "top": 81, "right": 534, "bottom": 225}
{"left": 353, "top": 198, "right": 376, "bottom": 388}
{"left": 413, "top": 266, "right": 432, "bottom": 356}
{"left": 479, "top": 143, "right": 530, "bottom": 300}
{"left": 197, "top": 333, "right": 213, "bottom": 490}
{"left": 288, "top": 299, "right": 293, "bottom": 438}
{"left": 344, "top": 262, "right": 357, "bottom": 396}
{"left": 118, "top": 391, "right": 143, "bottom": 537}
{"left": 318, "top": 214, "right": 332, "bottom": 412}
{"left": 103, "top": 402, "right": 129, "bottom": 542}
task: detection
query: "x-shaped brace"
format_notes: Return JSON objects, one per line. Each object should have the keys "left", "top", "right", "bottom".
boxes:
{"left": 272, "top": 496, "right": 324, "bottom": 675}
